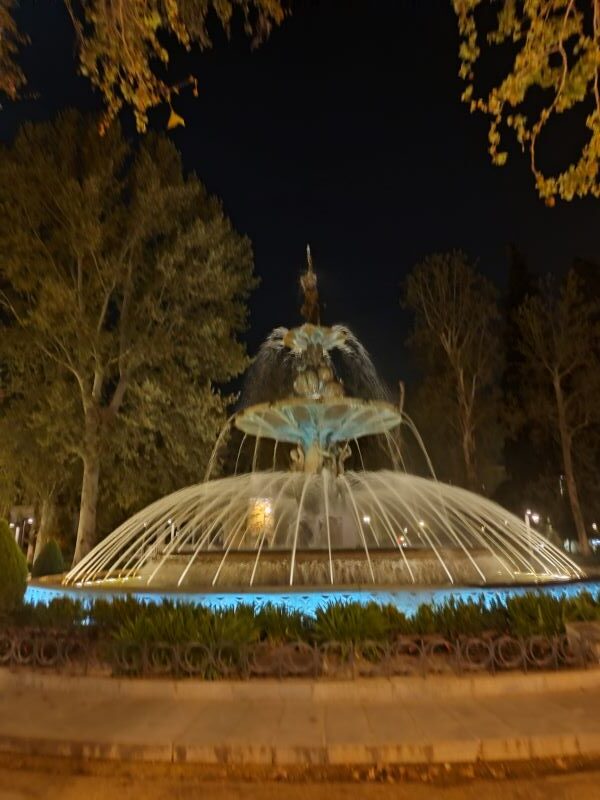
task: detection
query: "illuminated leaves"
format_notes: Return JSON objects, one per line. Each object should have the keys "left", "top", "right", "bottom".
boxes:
{"left": 0, "top": 0, "right": 26, "bottom": 101}
{"left": 454, "top": 0, "right": 600, "bottom": 203}
{"left": 1, "top": 0, "right": 285, "bottom": 132}
{"left": 167, "top": 108, "right": 186, "bottom": 129}
{"left": 83, "top": 0, "right": 286, "bottom": 132}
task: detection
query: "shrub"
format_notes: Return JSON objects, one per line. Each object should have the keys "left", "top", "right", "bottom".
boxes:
{"left": 90, "top": 596, "right": 147, "bottom": 632}
{"left": 505, "top": 592, "right": 566, "bottom": 637}
{"left": 563, "top": 591, "right": 600, "bottom": 623}
{"left": 10, "top": 597, "right": 86, "bottom": 628}
{"left": 256, "top": 604, "right": 309, "bottom": 642}
{"left": 0, "top": 519, "right": 28, "bottom": 613}
{"left": 417, "top": 598, "right": 506, "bottom": 639}
{"left": 312, "top": 602, "right": 395, "bottom": 644}
{"left": 31, "top": 539, "right": 65, "bottom": 578}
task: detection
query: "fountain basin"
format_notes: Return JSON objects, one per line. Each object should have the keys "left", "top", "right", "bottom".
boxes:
{"left": 27, "top": 578, "right": 599, "bottom": 618}
{"left": 94, "top": 548, "right": 565, "bottom": 590}
{"left": 235, "top": 397, "right": 403, "bottom": 447}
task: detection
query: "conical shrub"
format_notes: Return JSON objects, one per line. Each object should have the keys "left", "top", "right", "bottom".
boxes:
{"left": 0, "top": 519, "right": 28, "bottom": 612}
{"left": 32, "top": 539, "right": 65, "bottom": 578}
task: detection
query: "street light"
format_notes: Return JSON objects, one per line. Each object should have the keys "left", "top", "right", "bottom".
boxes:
{"left": 524, "top": 509, "right": 540, "bottom": 553}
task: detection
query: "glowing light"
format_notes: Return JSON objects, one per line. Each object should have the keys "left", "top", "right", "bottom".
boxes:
{"left": 418, "top": 520, "right": 425, "bottom": 527}
{"left": 362, "top": 515, "right": 371, "bottom": 524}
{"left": 247, "top": 497, "right": 274, "bottom": 538}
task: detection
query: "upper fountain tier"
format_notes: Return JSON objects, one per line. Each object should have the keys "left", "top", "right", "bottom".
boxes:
{"left": 235, "top": 395, "right": 403, "bottom": 451}
{"left": 234, "top": 247, "right": 402, "bottom": 455}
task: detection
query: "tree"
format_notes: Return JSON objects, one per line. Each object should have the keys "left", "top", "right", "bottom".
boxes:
{"left": 454, "top": 0, "right": 600, "bottom": 203}
{"left": 0, "top": 0, "right": 25, "bottom": 101}
{"left": 403, "top": 251, "right": 502, "bottom": 492}
{"left": 495, "top": 244, "right": 543, "bottom": 511}
{"left": 0, "top": 0, "right": 286, "bottom": 131}
{"left": 0, "top": 111, "right": 255, "bottom": 563}
{"left": 94, "top": 367, "right": 234, "bottom": 535}
{"left": 0, "top": 345, "right": 80, "bottom": 560}
{"left": 516, "top": 269, "right": 600, "bottom": 555}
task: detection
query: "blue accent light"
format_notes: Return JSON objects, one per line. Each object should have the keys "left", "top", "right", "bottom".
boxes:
{"left": 25, "top": 580, "right": 600, "bottom": 618}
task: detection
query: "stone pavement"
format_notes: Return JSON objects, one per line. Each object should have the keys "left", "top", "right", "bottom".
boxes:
{"left": 1, "top": 668, "right": 600, "bottom": 766}
{"left": 4, "top": 765, "right": 600, "bottom": 800}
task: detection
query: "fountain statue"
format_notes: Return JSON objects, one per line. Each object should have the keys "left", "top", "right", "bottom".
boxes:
{"left": 65, "top": 249, "right": 582, "bottom": 590}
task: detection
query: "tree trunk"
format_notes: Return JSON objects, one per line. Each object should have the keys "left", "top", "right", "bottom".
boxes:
{"left": 457, "top": 377, "right": 478, "bottom": 491}
{"left": 461, "top": 426, "right": 478, "bottom": 492}
{"left": 33, "top": 496, "right": 60, "bottom": 562}
{"left": 554, "top": 375, "right": 590, "bottom": 556}
{"left": 73, "top": 409, "right": 102, "bottom": 565}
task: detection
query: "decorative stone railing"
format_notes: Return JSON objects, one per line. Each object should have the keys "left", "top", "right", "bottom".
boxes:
{"left": 0, "top": 628, "right": 596, "bottom": 679}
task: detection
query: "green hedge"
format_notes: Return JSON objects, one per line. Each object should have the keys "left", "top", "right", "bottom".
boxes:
{"left": 0, "top": 520, "right": 28, "bottom": 613}
{"left": 31, "top": 539, "right": 65, "bottom": 578}
{"left": 7, "top": 590, "right": 600, "bottom": 643}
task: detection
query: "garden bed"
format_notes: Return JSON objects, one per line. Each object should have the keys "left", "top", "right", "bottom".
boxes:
{"left": 2, "top": 592, "right": 600, "bottom": 679}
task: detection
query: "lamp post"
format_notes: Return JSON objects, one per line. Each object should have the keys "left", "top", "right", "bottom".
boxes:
{"left": 524, "top": 509, "right": 540, "bottom": 554}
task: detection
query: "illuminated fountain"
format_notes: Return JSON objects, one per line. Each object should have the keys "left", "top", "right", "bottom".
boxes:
{"left": 65, "top": 249, "right": 582, "bottom": 591}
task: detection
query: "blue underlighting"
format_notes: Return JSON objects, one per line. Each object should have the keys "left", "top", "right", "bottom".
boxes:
{"left": 25, "top": 579, "right": 600, "bottom": 618}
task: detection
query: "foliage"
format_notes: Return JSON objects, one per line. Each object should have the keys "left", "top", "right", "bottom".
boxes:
{"left": 5, "top": 592, "right": 600, "bottom": 641}
{"left": 0, "top": 0, "right": 25, "bottom": 101}
{"left": 403, "top": 251, "right": 502, "bottom": 491}
{"left": 31, "top": 539, "right": 66, "bottom": 578}
{"left": 10, "top": 597, "right": 86, "bottom": 628}
{"left": 112, "top": 601, "right": 213, "bottom": 644}
{"left": 0, "top": 112, "right": 256, "bottom": 562}
{"left": 0, "top": 519, "right": 27, "bottom": 612}
{"left": 505, "top": 592, "right": 567, "bottom": 637}
{"left": 454, "top": 0, "right": 600, "bottom": 203}
{"left": 412, "top": 597, "right": 505, "bottom": 639}
{"left": 90, "top": 596, "right": 149, "bottom": 632}
{"left": 312, "top": 601, "right": 408, "bottom": 644}
{"left": 0, "top": 354, "right": 79, "bottom": 527}
{"left": 255, "top": 603, "right": 308, "bottom": 642}
{"left": 0, "top": 0, "right": 286, "bottom": 131}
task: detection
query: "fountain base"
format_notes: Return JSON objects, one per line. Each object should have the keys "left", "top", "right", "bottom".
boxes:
{"left": 87, "top": 548, "right": 564, "bottom": 590}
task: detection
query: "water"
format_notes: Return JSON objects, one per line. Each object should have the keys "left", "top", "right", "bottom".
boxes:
{"left": 25, "top": 579, "right": 600, "bottom": 618}
{"left": 65, "top": 470, "right": 582, "bottom": 589}
{"left": 64, "top": 318, "right": 583, "bottom": 592}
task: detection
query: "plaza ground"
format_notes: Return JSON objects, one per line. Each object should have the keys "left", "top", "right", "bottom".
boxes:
{"left": 1, "top": 669, "right": 600, "bottom": 766}
{"left": 3, "top": 759, "right": 600, "bottom": 799}
{"left": 2, "top": 667, "right": 600, "bottom": 798}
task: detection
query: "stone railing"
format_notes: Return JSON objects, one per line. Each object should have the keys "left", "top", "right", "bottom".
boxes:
{"left": 0, "top": 627, "right": 597, "bottom": 679}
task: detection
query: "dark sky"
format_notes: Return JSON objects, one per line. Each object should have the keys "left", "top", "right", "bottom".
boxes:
{"left": 2, "top": 0, "right": 600, "bottom": 386}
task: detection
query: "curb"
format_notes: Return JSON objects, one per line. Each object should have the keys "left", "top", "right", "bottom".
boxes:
{"left": 2, "top": 668, "right": 600, "bottom": 767}
{"left": 1, "top": 732, "right": 600, "bottom": 766}
{"left": 2, "top": 665, "right": 600, "bottom": 701}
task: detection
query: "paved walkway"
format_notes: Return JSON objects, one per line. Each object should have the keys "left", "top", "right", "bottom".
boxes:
{"left": 1, "top": 669, "right": 600, "bottom": 766}
{"left": 3, "top": 764, "right": 600, "bottom": 800}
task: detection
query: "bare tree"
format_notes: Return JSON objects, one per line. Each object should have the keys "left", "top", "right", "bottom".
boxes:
{"left": 517, "top": 270, "right": 600, "bottom": 556}
{"left": 404, "top": 251, "right": 501, "bottom": 491}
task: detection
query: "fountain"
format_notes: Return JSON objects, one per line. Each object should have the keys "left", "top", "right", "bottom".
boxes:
{"left": 64, "top": 248, "right": 582, "bottom": 594}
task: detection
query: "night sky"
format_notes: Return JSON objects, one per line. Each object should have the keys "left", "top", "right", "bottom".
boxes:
{"left": 2, "top": 0, "right": 600, "bottom": 387}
